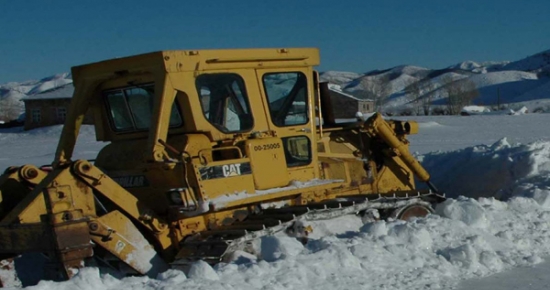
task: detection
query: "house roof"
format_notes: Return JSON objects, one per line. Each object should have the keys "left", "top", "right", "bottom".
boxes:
{"left": 22, "top": 83, "right": 74, "bottom": 101}
{"left": 327, "top": 83, "right": 373, "bottom": 101}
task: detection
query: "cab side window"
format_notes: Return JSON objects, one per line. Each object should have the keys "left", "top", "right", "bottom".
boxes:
{"left": 104, "top": 84, "right": 182, "bottom": 132}
{"left": 196, "top": 73, "right": 253, "bottom": 133}
{"left": 282, "top": 136, "right": 312, "bottom": 167}
{"left": 262, "top": 72, "right": 308, "bottom": 127}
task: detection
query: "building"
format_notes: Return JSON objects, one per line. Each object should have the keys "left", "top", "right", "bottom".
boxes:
{"left": 22, "top": 84, "right": 93, "bottom": 130}
{"left": 327, "top": 84, "right": 374, "bottom": 119}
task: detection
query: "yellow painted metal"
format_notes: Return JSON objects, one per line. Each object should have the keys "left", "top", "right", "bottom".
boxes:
{"left": 254, "top": 67, "right": 320, "bottom": 183}
{"left": 1, "top": 166, "right": 96, "bottom": 225}
{"left": 54, "top": 48, "right": 319, "bottom": 166}
{"left": 198, "top": 172, "right": 255, "bottom": 201}
{"left": 245, "top": 138, "right": 289, "bottom": 190}
{"left": 0, "top": 165, "right": 48, "bottom": 221}
{"left": 407, "top": 121, "right": 419, "bottom": 135}
{"left": 70, "top": 160, "right": 172, "bottom": 250}
{"left": 365, "top": 113, "right": 430, "bottom": 182}
{"left": 163, "top": 48, "right": 319, "bottom": 72}
{"left": 215, "top": 180, "right": 345, "bottom": 209}
{"left": 89, "top": 211, "right": 169, "bottom": 276}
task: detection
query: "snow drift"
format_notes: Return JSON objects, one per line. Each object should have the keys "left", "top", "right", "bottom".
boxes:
{"left": 421, "top": 138, "right": 550, "bottom": 202}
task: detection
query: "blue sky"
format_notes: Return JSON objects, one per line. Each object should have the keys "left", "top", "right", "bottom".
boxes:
{"left": 1, "top": 0, "right": 549, "bottom": 83}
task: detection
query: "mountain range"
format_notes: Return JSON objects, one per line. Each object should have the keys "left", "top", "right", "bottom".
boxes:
{"left": 320, "top": 49, "right": 550, "bottom": 113}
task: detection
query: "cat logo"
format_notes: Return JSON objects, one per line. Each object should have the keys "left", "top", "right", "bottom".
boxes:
{"left": 198, "top": 162, "right": 251, "bottom": 180}
{"left": 222, "top": 164, "right": 242, "bottom": 177}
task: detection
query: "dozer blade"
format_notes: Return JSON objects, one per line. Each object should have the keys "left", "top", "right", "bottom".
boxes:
{"left": 89, "top": 211, "right": 169, "bottom": 277}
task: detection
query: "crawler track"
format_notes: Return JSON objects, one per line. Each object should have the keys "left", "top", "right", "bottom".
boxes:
{"left": 172, "top": 191, "right": 445, "bottom": 266}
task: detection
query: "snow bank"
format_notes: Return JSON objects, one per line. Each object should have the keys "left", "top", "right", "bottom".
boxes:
{"left": 436, "top": 197, "right": 488, "bottom": 228}
{"left": 460, "top": 105, "right": 529, "bottom": 116}
{"left": 461, "top": 105, "right": 491, "bottom": 115}
{"left": 420, "top": 138, "right": 550, "bottom": 202}
{"left": 511, "top": 106, "right": 529, "bottom": 115}
{"left": 260, "top": 236, "right": 304, "bottom": 262}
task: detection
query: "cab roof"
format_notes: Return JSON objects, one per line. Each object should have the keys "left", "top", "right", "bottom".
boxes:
{"left": 71, "top": 48, "right": 320, "bottom": 79}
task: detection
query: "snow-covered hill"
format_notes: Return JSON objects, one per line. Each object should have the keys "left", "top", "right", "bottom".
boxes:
{"left": 320, "top": 49, "right": 550, "bottom": 115}
{"left": 502, "top": 49, "right": 550, "bottom": 73}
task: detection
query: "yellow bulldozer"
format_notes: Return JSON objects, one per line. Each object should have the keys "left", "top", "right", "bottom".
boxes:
{"left": 0, "top": 48, "right": 443, "bottom": 286}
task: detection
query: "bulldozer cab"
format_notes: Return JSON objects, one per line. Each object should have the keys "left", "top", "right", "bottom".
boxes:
{"left": 54, "top": 48, "right": 321, "bottom": 211}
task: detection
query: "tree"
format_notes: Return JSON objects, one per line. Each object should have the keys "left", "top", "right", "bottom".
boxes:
{"left": 422, "top": 81, "right": 437, "bottom": 116}
{"left": 361, "top": 74, "right": 391, "bottom": 112}
{"left": 405, "top": 79, "right": 422, "bottom": 115}
{"left": 441, "top": 76, "right": 479, "bottom": 115}
{"left": 0, "top": 97, "right": 22, "bottom": 122}
{"left": 406, "top": 79, "right": 437, "bottom": 115}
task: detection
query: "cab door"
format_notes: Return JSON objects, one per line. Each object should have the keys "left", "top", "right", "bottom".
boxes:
{"left": 255, "top": 67, "right": 319, "bottom": 181}
{"left": 190, "top": 69, "right": 292, "bottom": 191}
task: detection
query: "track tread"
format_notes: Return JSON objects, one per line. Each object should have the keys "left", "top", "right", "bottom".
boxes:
{"left": 173, "top": 191, "right": 445, "bottom": 266}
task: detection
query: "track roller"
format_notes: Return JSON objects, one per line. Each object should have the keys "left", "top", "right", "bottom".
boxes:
{"left": 391, "top": 203, "right": 433, "bottom": 221}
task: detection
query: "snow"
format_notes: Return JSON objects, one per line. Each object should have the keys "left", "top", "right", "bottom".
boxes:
{"left": 186, "top": 261, "right": 219, "bottom": 281}
{"left": 502, "top": 49, "right": 550, "bottom": 73}
{"left": 461, "top": 105, "right": 491, "bottom": 115}
{"left": 449, "top": 60, "right": 483, "bottom": 72}
{"left": 210, "top": 179, "right": 343, "bottom": 209}
{"left": 259, "top": 236, "right": 304, "bottom": 262}
{"left": 22, "top": 83, "right": 74, "bottom": 100}
{"left": 469, "top": 70, "right": 538, "bottom": 87}
{"left": 320, "top": 71, "right": 363, "bottom": 84}
{"left": 0, "top": 125, "right": 103, "bottom": 169}
{"left": 120, "top": 221, "right": 169, "bottom": 276}
{"left": 327, "top": 83, "right": 365, "bottom": 101}
{"left": 1, "top": 113, "right": 550, "bottom": 289}
{"left": 386, "top": 65, "right": 431, "bottom": 77}
{"left": 0, "top": 259, "right": 21, "bottom": 288}
{"left": 25, "top": 73, "right": 72, "bottom": 95}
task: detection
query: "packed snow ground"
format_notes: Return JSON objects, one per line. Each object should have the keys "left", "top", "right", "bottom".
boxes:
{"left": 3, "top": 114, "right": 550, "bottom": 289}
{"left": 0, "top": 125, "right": 99, "bottom": 169}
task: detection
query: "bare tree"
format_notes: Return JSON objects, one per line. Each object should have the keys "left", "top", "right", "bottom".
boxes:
{"left": 405, "top": 79, "right": 422, "bottom": 115}
{"left": 0, "top": 97, "right": 23, "bottom": 122}
{"left": 406, "top": 79, "right": 437, "bottom": 115}
{"left": 422, "top": 81, "right": 437, "bottom": 115}
{"left": 361, "top": 74, "right": 391, "bottom": 112}
{"left": 441, "top": 76, "right": 479, "bottom": 115}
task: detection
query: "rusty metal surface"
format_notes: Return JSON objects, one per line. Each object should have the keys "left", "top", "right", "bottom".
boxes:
{"left": 0, "top": 224, "right": 53, "bottom": 253}
{"left": 48, "top": 219, "right": 93, "bottom": 280}
{"left": 0, "top": 219, "right": 93, "bottom": 282}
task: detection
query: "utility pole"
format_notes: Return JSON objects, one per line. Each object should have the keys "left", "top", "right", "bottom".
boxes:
{"left": 497, "top": 87, "right": 501, "bottom": 110}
